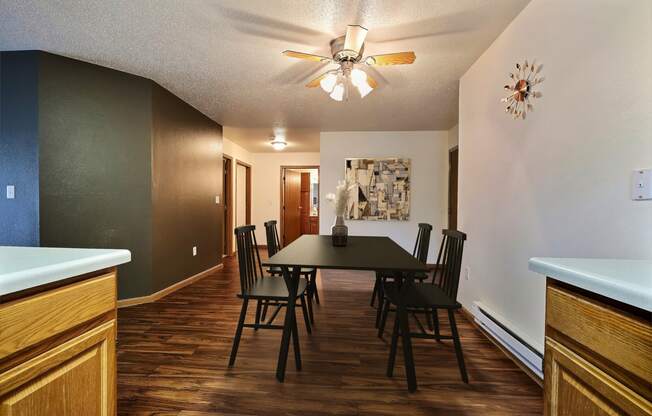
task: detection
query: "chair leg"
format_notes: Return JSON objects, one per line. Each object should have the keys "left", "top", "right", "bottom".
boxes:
{"left": 378, "top": 299, "right": 391, "bottom": 338}
{"left": 228, "top": 299, "right": 249, "bottom": 367}
{"left": 375, "top": 280, "right": 385, "bottom": 328}
{"left": 261, "top": 301, "right": 269, "bottom": 322}
{"left": 432, "top": 308, "right": 441, "bottom": 339}
{"left": 370, "top": 276, "right": 379, "bottom": 307}
{"left": 306, "top": 290, "right": 315, "bottom": 324}
{"left": 386, "top": 313, "right": 400, "bottom": 377}
{"left": 425, "top": 308, "right": 433, "bottom": 331}
{"left": 292, "top": 308, "right": 302, "bottom": 371}
{"left": 254, "top": 300, "right": 262, "bottom": 331}
{"left": 300, "top": 295, "right": 312, "bottom": 334}
{"left": 311, "top": 270, "right": 320, "bottom": 304}
{"left": 448, "top": 309, "right": 468, "bottom": 383}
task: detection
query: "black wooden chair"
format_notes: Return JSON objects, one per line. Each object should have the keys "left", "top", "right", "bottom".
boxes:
{"left": 264, "top": 220, "right": 319, "bottom": 324}
{"left": 228, "top": 225, "right": 312, "bottom": 369}
{"left": 382, "top": 229, "right": 469, "bottom": 386}
{"left": 372, "top": 223, "right": 433, "bottom": 328}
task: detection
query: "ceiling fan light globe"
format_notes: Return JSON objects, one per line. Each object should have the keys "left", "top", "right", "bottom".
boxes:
{"left": 357, "top": 81, "right": 373, "bottom": 98}
{"left": 330, "top": 83, "right": 345, "bottom": 101}
{"left": 320, "top": 73, "right": 337, "bottom": 93}
{"left": 350, "top": 68, "right": 367, "bottom": 87}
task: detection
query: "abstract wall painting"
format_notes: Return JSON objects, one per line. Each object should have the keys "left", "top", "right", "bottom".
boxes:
{"left": 345, "top": 158, "right": 410, "bottom": 221}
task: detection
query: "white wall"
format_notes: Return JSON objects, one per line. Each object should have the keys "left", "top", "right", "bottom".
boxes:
{"left": 448, "top": 124, "right": 459, "bottom": 149}
{"left": 235, "top": 164, "right": 247, "bottom": 227}
{"left": 223, "top": 138, "right": 254, "bottom": 253}
{"left": 320, "top": 131, "right": 449, "bottom": 262}
{"left": 251, "top": 152, "right": 320, "bottom": 243}
{"left": 458, "top": 0, "right": 652, "bottom": 351}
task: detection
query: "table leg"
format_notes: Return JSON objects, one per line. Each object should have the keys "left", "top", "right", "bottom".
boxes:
{"left": 276, "top": 265, "right": 301, "bottom": 382}
{"left": 397, "top": 301, "right": 417, "bottom": 392}
{"left": 398, "top": 271, "right": 417, "bottom": 392}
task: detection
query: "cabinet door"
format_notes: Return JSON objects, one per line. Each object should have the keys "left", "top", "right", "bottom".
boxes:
{"left": 0, "top": 320, "right": 116, "bottom": 416}
{"left": 544, "top": 337, "right": 651, "bottom": 416}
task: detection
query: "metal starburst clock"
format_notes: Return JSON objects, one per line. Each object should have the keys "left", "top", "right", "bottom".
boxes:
{"left": 502, "top": 60, "right": 544, "bottom": 120}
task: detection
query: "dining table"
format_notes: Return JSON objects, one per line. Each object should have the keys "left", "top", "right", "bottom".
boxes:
{"left": 262, "top": 234, "right": 429, "bottom": 392}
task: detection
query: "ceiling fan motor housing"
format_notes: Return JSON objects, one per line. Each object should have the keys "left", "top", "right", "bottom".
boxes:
{"left": 330, "top": 35, "right": 364, "bottom": 62}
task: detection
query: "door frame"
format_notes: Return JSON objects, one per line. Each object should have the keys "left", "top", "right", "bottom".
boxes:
{"left": 223, "top": 154, "right": 234, "bottom": 256}
{"left": 280, "top": 165, "right": 320, "bottom": 247}
{"left": 448, "top": 146, "right": 459, "bottom": 230}
{"left": 236, "top": 160, "right": 252, "bottom": 226}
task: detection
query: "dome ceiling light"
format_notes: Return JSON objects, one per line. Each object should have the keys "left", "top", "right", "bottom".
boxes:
{"left": 269, "top": 136, "right": 287, "bottom": 151}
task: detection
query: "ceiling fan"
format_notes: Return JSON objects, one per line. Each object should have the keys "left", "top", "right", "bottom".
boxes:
{"left": 282, "top": 25, "right": 416, "bottom": 101}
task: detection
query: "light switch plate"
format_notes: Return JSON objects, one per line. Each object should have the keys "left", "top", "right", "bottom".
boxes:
{"left": 192, "top": 246, "right": 197, "bottom": 256}
{"left": 631, "top": 169, "right": 652, "bottom": 200}
{"left": 6, "top": 185, "right": 15, "bottom": 199}
{"left": 215, "top": 195, "right": 220, "bottom": 204}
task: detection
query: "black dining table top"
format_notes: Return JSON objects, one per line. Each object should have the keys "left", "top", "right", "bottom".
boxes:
{"left": 263, "top": 235, "right": 428, "bottom": 272}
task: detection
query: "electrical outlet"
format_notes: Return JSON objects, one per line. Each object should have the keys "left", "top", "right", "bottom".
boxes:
{"left": 6, "top": 185, "right": 15, "bottom": 199}
{"left": 192, "top": 246, "right": 197, "bottom": 256}
{"left": 631, "top": 168, "right": 652, "bottom": 200}
{"left": 465, "top": 267, "right": 470, "bottom": 281}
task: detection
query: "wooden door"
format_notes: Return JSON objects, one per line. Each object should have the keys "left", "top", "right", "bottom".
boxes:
{"left": 283, "top": 170, "right": 302, "bottom": 245}
{"left": 0, "top": 320, "right": 116, "bottom": 416}
{"left": 448, "top": 147, "right": 459, "bottom": 230}
{"left": 300, "top": 172, "right": 311, "bottom": 234}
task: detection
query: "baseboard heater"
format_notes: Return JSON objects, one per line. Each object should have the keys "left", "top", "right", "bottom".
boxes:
{"left": 471, "top": 301, "right": 544, "bottom": 379}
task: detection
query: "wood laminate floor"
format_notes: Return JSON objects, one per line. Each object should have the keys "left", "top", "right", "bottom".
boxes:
{"left": 117, "top": 253, "right": 543, "bottom": 415}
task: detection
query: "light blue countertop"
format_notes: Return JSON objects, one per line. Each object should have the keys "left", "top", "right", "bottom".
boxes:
{"left": 0, "top": 246, "right": 131, "bottom": 297}
{"left": 529, "top": 257, "right": 652, "bottom": 312}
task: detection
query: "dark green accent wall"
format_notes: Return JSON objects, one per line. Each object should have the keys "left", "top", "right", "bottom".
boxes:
{"left": 151, "top": 85, "right": 223, "bottom": 293}
{"left": 0, "top": 51, "right": 40, "bottom": 246}
{"left": 0, "top": 51, "right": 223, "bottom": 299}
{"left": 37, "top": 52, "right": 154, "bottom": 297}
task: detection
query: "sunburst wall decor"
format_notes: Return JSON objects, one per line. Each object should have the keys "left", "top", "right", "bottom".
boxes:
{"left": 502, "top": 60, "right": 544, "bottom": 120}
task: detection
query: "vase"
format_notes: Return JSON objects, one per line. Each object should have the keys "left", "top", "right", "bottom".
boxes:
{"left": 331, "top": 215, "right": 348, "bottom": 247}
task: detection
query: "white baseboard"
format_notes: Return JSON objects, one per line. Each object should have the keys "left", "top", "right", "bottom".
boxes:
{"left": 471, "top": 301, "right": 544, "bottom": 379}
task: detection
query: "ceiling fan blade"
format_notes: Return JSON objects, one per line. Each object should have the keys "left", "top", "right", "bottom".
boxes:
{"left": 282, "top": 50, "right": 332, "bottom": 62}
{"left": 305, "top": 72, "right": 329, "bottom": 88}
{"left": 343, "top": 25, "right": 368, "bottom": 53}
{"left": 365, "top": 73, "right": 378, "bottom": 89}
{"left": 365, "top": 51, "right": 416, "bottom": 66}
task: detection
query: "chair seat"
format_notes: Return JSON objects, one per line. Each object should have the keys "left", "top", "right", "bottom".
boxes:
{"left": 240, "top": 276, "right": 308, "bottom": 300}
{"left": 268, "top": 266, "right": 316, "bottom": 275}
{"left": 378, "top": 270, "right": 430, "bottom": 281}
{"left": 383, "top": 282, "right": 460, "bottom": 309}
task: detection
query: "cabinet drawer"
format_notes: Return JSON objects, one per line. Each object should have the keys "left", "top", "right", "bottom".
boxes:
{"left": 546, "top": 284, "right": 652, "bottom": 383}
{"left": 545, "top": 337, "right": 651, "bottom": 416}
{"left": 0, "top": 320, "right": 116, "bottom": 416}
{"left": 0, "top": 272, "right": 116, "bottom": 359}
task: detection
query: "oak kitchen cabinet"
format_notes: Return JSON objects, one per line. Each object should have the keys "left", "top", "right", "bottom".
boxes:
{"left": 0, "top": 247, "right": 130, "bottom": 416}
{"left": 530, "top": 258, "right": 651, "bottom": 416}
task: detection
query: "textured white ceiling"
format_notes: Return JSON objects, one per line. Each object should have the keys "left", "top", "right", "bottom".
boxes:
{"left": 0, "top": 0, "right": 529, "bottom": 152}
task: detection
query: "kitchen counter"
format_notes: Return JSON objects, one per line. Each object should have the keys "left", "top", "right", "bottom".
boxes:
{"left": 529, "top": 257, "right": 652, "bottom": 312}
{"left": 530, "top": 257, "right": 652, "bottom": 415}
{"left": 0, "top": 246, "right": 131, "bottom": 297}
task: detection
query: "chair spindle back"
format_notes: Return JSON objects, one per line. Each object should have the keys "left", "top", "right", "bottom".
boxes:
{"left": 264, "top": 220, "right": 282, "bottom": 257}
{"left": 235, "top": 225, "right": 264, "bottom": 295}
{"left": 432, "top": 229, "right": 467, "bottom": 300}
{"left": 412, "top": 223, "right": 433, "bottom": 264}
